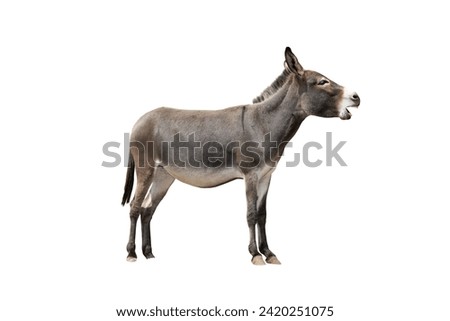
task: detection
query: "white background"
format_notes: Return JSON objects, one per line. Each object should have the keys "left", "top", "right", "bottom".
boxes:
{"left": 1, "top": 1, "right": 449, "bottom": 320}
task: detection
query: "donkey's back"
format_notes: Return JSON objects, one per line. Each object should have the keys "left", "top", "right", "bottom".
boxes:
{"left": 131, "top": 106, "right": 248, "bottom": 143}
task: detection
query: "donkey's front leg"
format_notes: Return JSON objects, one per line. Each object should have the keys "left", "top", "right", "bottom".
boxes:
{"left": 245, "top": 175, "right": 265, "bottom": 265}
{"left": 257, "top": 209, "right": 281, "bottom": 264}
{"left": 256, "top": 175, "right": 281, "bottom": 264}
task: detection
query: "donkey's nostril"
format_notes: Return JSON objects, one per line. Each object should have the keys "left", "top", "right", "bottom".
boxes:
{"left": 351, "top": 93, "right": 360, "bottom": 101}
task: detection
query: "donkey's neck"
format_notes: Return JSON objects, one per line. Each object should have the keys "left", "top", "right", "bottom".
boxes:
{"left": 258, "top": 76, "right": 307, "bottom": 144}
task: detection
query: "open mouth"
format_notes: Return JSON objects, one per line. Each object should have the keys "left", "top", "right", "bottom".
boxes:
{"left": 339, "top": 105, "right": 358, "bottom": 120}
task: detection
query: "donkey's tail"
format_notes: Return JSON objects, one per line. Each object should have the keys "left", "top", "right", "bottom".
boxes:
{"left": 121, "top": 153, "right": 135, "bottom": 206}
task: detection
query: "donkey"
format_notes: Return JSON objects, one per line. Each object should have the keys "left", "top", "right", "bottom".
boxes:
{"left": 121, "top": 47, "right": 360, "bottom": 265}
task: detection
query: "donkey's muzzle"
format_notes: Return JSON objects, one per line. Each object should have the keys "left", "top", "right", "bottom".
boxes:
{"left": 350, "top": 92, "right": 360, "bottom": 107}
{"left": 339, "top": 90, "right": 360, "bottom": 120}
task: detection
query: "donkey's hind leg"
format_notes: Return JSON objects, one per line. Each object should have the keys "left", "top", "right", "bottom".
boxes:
{"left": 141, "top": 167, "right": 175, "bottom": 259}
{"left": 127, "top": 166, "right": 154, "bottom": 262}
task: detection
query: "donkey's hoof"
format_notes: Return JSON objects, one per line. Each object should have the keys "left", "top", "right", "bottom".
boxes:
{"left": 126, "top": 256, "right": 137, "bottom": 262}
{"left": 251, "top": 255, "right": 266, "bottom": 265}
{"left": 143, "top": 245, "right": 155, "bottom": 259}
{"left": 266, "top": 256, "right": 281, "bottom": 265}
{"left": 144, "top": 253, "right": 155, "bottom": 259}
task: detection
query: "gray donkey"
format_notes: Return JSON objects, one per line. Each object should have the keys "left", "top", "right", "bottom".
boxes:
{"left": 121, "top": 47, "right": 360, "bottom": 264}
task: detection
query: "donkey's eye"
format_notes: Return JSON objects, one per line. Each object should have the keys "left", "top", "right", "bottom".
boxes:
{"left": 318, "top": 79, "right": 329, "bottom": 86}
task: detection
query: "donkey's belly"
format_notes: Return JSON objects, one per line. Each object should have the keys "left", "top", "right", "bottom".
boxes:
{"left": 162, "top": 166, "right": 244, "bottom": 188}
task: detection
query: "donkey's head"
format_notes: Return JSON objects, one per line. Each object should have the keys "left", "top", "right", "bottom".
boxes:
{"left": 284, "top": 47, "right": 360, "bottom": 120}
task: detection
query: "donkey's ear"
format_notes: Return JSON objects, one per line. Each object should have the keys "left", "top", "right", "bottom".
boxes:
{"left": 284, "top": 47, "right": 304, "bottom": 75}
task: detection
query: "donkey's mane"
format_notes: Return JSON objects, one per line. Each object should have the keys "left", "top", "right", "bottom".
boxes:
{"left": 252, "top": 69, "right": 291, "bottom": 104}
